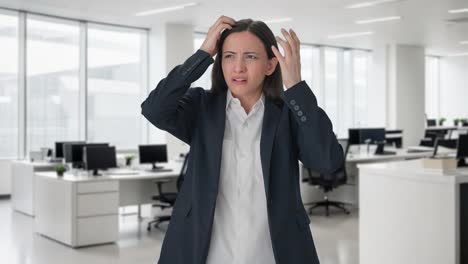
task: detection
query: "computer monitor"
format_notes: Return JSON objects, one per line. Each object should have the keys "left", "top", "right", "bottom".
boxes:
{"left": 139, "top": 144, "right": 168, "bottom": 170}
{"left": 359, "top": 128, "right": 386, "bottom": 144}
{"left": 432, "top": 138, "right": 458, "bottom": 157}
{"left": 64, "top": 143, "right": 108, "bottom": 168}
{"left": 457, "top": 134, "right": 468, "bottom": 167}
{"left": 84, "top": 146, "right": 117, "bottom": 176}
{"left": 55, "top": 141, "right": 85, "bottom": 158}
{"left": 427, "top": 119, "right": 437, "bottom": 127}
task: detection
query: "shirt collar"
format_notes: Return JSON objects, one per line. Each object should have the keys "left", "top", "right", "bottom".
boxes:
{"left": 226, "top": 90, "right": 265, "bottom": 111}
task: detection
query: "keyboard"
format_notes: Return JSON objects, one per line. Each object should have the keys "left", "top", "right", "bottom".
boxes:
{"left": 375, "top": 150, "right": 397, "bottom": 156}
{"left": 145, "top": 168, "right": 173, "bottom": 172}
{"left": 107, "top": 169, "right": 139, "bottom": 175}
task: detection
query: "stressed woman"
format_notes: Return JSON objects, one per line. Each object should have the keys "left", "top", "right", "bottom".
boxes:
{"left": 141, "top": 16, "right": 344, "bottom": 264}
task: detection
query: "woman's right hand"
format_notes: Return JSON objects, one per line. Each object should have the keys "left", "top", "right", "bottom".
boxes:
{"left": 200, "top": 16, "right": 236, "bottom": 57}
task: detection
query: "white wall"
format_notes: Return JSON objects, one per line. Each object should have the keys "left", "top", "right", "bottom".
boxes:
{"left": 147, "top": 23, "right": 195, "bottom": 159}
{"left": 367, "top": 43, "right": 387, "bottom": 127}
{"left": 387, "top": 44, "right": 426, "bottom": 147}
{"left": 440, "top": 56, "right": 468, "bottom": 121}
{"left": 0, "top": 160, "right": 12, "bottom": 195}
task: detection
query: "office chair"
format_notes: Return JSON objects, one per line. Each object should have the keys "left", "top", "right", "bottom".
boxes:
{"left": 419, "top": 129, "right": 447, "bottom": 147}
{"left": 303, "top": 144, "right": 350, "bottom": 217}
{"left": 147, "top": 153, "right": 189, "bottom": 231}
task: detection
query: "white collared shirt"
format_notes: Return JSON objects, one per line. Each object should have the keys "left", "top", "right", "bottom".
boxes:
{"left": 206, "top": 90, "right": 275, "bottom": 264}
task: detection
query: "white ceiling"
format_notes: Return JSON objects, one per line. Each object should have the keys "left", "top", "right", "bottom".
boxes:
{"left": 1, "top": 0, "right": 468, "bottom": 55}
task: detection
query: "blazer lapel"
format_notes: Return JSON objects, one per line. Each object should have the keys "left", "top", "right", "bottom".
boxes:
{"left": 205, "top": 89, "right": 227, "bottom": 196}
{"left": 260, "top": 98, "right": 282, "bottom": 200}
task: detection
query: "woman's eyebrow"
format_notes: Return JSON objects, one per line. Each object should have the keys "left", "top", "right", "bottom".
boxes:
{"left": 223, "top": 51, "right": 259, "bottom": 54}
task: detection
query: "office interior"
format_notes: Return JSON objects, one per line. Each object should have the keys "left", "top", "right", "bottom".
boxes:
{"left": 1, "top": 0, "right": 468, "bottom": 263}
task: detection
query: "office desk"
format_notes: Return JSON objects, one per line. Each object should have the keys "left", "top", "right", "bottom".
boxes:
{"left": 11, "top": 160, "right": 58, "bottom": 216}
{"left": 34, "top": 162, "right": 181, "bottom": 247}
{"left": 358, "top": 159, "right": 468, "bottom": 264}
{"left": 301, "top": 147, "right": 454, "bottom": 206}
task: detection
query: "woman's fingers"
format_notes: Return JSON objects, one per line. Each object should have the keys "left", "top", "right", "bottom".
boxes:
{"left": 214, "top": 23, "right": 232, "bottom": 36}
{"left": 281, "top": 28, "right": 299, "bottom": 58}
{"left": 275, "top": 36, "right": 292, "bottom": 59}
{"left": 290, "top": 29, "right": 301, "bottom": 51}
{"left": 271, "top": 45, "right": 284, "bottom": 65}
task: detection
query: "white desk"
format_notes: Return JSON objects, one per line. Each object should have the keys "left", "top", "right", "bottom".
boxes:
{"left": 11, "top": 160, "right": 58, "bottom": 216}
{"left": 358, "top": 159, "right": 468, "bottom": 264}
{"left": 301, "top": 146, "right": 455, "bottom": 206}
{"left": 34, "top": 162, "right": 181, "bottom": 247}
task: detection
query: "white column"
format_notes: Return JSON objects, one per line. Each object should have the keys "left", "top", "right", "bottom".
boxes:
{"left": 148, "top": 23, "right": 194, "bottom": 159}
{"left": 386, "top": 44, "right": 426, "bottom": 147}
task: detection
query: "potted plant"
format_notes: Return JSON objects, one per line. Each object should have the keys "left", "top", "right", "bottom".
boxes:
{"left": 438, "top": 117, "right": 446, "bottom": 126}
{"left": 124, "top": 154, "right": 135, "bottom": 167}
{"left": 454, "top": 118, "right": 460, "bottom": 126}
{"left": 55, "top": 164, "right": 66, "bottom": 177}
{"left": 461, "top": 118, "right": 468, "bottom": 127}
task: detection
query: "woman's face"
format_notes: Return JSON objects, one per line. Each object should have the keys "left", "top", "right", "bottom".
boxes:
{"left": 221, "top": 31, "right": 277, "bottom": 98}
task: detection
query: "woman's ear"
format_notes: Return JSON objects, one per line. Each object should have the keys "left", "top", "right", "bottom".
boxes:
{"left": 265, "top": 57, "right": 278, "bottom": 76}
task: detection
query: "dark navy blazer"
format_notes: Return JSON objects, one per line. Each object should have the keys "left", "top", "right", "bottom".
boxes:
{"left": 141, "top": 49, "right": 344, "bottom": 264}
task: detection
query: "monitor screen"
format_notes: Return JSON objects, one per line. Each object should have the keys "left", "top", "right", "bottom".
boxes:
{"left": 359, "top": 128, "right": 386, "bottom": 144}
{"left": 84, "top": 146, "right": 117, "bottom": 173}
{"left": 348, "top": 129, "right": 361, "bottom": 145}
{"left": 64, "top": 143, "right": 108, "bottom": 167}
{"left": 427, "top": 119, "right": 437, "bottom": 127}
{"left": 139, "top": 145, "right": 168, "bottom": 164}
{"left": 55, "top": 141, "right": 85, "bottom": 158}
{"left": 457, "top": 134, "right": 468, "bottom": 159}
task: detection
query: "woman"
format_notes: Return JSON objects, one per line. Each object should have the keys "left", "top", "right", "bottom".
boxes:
{"left": 141, "top": 16, "right": 344, "bottom": 264}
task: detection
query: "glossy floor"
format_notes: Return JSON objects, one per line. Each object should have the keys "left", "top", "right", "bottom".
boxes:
{"left": 0, "top": 199, "right": 358, "bottom": 264}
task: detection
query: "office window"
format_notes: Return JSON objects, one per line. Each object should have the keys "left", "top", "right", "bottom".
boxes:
{"left": 353, "top": 50, "right": 370, "bottom": 127}
{"left": 87, "top": 24, "right": 147, "bottom": 149}
{"left": 425, "top": 56, "right": 440, "bottom": 119}
{"left": 300, "top": 45, "right": 321, "bottom": 104}
{"left": 26, "top": 15, "right": 81, "bottom": 152}
{"left": 0, "top": 12, "right": 18, "bottom": 158}
{"left": 324, "top": 48, "right": 339, "bottom": 130}
{"left": 193, "top": 33, "right": 212, "bottom": 90}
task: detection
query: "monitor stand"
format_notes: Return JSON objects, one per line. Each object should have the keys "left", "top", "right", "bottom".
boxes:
{"left": 149, "top": 163, "right": 164, "bottom": 171}
{"left": 458, "top": 158, "right": 468, "bottom": 168}
{"left": 92, "top": 169, "right": 102, "bottom": 176}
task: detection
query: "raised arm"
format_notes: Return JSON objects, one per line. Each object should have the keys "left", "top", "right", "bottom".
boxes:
{"left": 272, "top": 28, "right": 344, "bottom": 173}
{"left": 141, "top": 50, "right": 213, "bottom": 144}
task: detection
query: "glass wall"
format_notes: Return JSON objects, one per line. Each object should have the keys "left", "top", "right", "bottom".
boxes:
{"left": 87, "top": 24, "right": 147, "bottom": 149}
{"left": 26, "top": 15, "right": 81, "bottom": 152}
{"left": 0, "top": 9, "right": 149, "bottom": 158}
{"left": 0, "top": 11, "right": 18, "bottom": 158}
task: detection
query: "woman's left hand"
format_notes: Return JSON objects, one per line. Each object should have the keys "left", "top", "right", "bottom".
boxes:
{"left": 271, "top": 28, "right": 302, "bottom": 90}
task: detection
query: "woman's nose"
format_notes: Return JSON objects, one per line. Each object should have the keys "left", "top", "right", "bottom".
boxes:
{"left": 234, "top": 58, "right": 246, "bottom": 72}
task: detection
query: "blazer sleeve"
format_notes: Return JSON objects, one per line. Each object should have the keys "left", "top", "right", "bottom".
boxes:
{"left": 284, "top": 81, "right": 345, "bottom": 174}
{"left": 141, "top": 49, "right": 214, "bottom": 144}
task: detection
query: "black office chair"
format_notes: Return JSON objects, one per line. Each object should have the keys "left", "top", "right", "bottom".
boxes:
{"left": 303, "top": 144, "right": 350, "bottom": 217}
{"left": 419, "top": 129, "right": 447, "bottom": 147}
{"left": 147, "top": 153, "right": 189, "bottom": 231}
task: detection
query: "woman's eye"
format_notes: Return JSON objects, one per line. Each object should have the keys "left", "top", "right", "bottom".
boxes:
{"left": 246, "top": 55, "right": 257, "bottom": 59}
{"left": 224, "top": 54, "right": 233, "bottom": 59}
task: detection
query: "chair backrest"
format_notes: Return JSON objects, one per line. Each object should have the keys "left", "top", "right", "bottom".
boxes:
{"left": 176, "top": 153, "right": 189, "bottom": 191}
{"left": 306, "top": 142, "right": 347, "bottom": 192}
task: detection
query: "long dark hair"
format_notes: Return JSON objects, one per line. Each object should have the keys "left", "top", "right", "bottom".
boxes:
{"left": 211, "top": 19, "right": 283, "bottom": 103}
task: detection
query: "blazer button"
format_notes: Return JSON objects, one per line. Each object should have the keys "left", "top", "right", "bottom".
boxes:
{"left": 294, "top": 105, "right": 300, "bottom": 111}
{"left": 290, "top": 99, "right": 296, "bottom": 105}
{"left": 297, "top": 111, "right": 303, "bottom": 116}
{"left": 301, "top": 116, "right": 307, "bottom": 122}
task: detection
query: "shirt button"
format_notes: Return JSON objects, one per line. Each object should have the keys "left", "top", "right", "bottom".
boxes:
{"left": 301, "top": 116, "right": 307, "bottom": 122}
{"left": 293, "top": 105, "right": 300, "bottom": 111}
{"left": 290, "top": 99, "right": 296, "bottom": 105}
{"left": 297, "top": 111, "right": 303, "bottom": 116}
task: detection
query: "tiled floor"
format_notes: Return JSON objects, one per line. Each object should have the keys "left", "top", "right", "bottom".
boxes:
{"left": 0, "top": 198, "right": 358, "bottom": 264}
